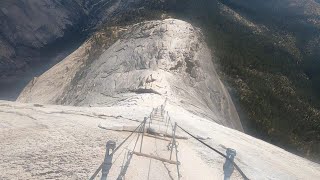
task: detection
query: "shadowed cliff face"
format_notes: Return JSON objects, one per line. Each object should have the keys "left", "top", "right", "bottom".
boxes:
{"left": 0, "top": 0, "right": 173, "bottom": 77}
{"left": 0, "top": 0, "right": 172, "bottom": 100}
{"left": 0, "top": 0, "right": 87, "bottom": 75}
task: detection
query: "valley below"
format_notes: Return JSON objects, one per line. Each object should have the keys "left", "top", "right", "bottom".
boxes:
{"left": 0, "top": 30, "right": 86, "bottom": 100}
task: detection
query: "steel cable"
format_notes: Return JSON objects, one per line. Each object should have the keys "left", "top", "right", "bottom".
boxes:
{"left": 176, "top": 124, "right": 249, "bottom": 180}
{"left": 89, "top": 119, "right": 146, "bottom": 180}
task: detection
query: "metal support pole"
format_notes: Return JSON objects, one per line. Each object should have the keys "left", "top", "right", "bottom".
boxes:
{"left": 133, "top": 126, "right": 142, "bottom": 151}
{"left": 165, "top": 114, "right": 168, "bottom": 126}
{"left": 139, "top": 118, "right": 147, "bottom": 153}
{"left": 151, "top": 108, "right": 155, "bottom": 120}
{"left": 148, "top": 117, "right": 151, "bottom": 130}
{"left": 165, "top": 116, "right": 170, "bottom": 135}
{"left": 150, "top": 108, "right": 154, "bottom": 125}
{"left": 101, "top": 140, "right": 116, "bottom": 180}
{"left": 175, "top": 137, "right": 181, "bottom": 180}
{"left": 160, "top": 105, "right": 163, "bottom": 116}
{"left": 223, "top": 148, "right": 236, "bottom": 180}
{"left": 170, "top": 122, "right": 177, "bottom": 160}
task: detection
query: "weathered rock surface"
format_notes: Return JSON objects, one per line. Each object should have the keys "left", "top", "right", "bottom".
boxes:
{"left": 18, "top": 19, "right": 243, "bottom": 131}
{"left": 3, "top": 15, "right": 320, "bottom": 180}
{"left": 0, "top": 0, "right": 87, "bottom": 75}
{"left": 0, "top": 0, "right": 171, "bottom": 76}
{"left": 1, "top": 100, "right": 319, "bottom": 179}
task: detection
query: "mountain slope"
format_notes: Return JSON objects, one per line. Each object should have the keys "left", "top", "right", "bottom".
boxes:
{"left": 0, "top": 0, "right": 171, "bottom": 77}
{"left": 17, "top": 19, "right": 243, "bottom": 131}
{"left": 1, "top": 99, "right": 320, "bottom": 179}
{"left": 170, "top": 0, "right": 320, "bottom": 160}
{"left": 0, "top": 0, "right": 87, "bottom": 75}
{"left": 1, "top": 0, "right": 320, "bottom": 164}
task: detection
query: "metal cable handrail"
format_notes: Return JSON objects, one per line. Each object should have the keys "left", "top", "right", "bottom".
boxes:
{"left": 89, "top": 119, "right": 146, "bottom": 180}
{"left": 91, "top": 98, "right": 248, "bottom": 180}
{"left": 176, "top": 124, "right": 249, "bottom": 180}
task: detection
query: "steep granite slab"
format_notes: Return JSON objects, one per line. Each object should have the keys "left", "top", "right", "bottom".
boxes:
{"left": 18, "top": 19, "right": 243, "bottom": 131}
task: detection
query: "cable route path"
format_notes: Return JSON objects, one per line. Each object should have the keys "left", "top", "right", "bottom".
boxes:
{"left": 89, "top": 99, "right": 249, "bottom": 180}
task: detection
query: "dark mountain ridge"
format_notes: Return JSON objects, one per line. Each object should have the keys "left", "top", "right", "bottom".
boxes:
{"left": 169, "top": 0, "right": 320, "bottom": 160}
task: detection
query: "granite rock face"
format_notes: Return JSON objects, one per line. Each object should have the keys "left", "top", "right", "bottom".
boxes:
{"left": 0, "top": 0, "right": 171, "bottom": 76}
{"left": 0, "top": 0, "right": 87, "bottom": 75}
{"left": 17, "top": 19, "right": 243, "bottom": 131}
{"left": 1, "top": 100, "right": 320, "bottom": 179}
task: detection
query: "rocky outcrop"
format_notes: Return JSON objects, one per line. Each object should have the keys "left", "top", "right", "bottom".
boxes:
{"left": 0, "top": 0, "right": 87, "bottom": 76}
{"left": 17, "top": 19, "right": 243, "bottom": 131}
{"left": 0, "top": 0, "right": 172, "bottom": 77}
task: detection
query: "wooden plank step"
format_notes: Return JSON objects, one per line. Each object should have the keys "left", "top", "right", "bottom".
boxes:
{"left": 132, "top": 152, "right": 180, "bottom": 165}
